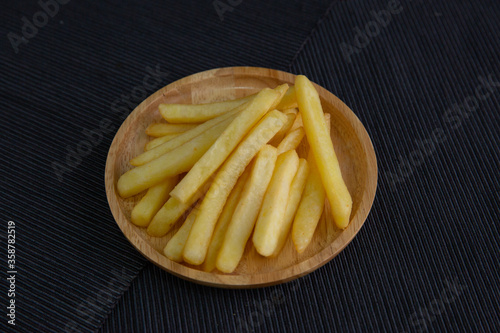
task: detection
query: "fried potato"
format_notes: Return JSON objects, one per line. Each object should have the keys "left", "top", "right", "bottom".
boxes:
{"left": 145, "top": 134, "right": 180, "bottom": 151}
{"left": 276, "top": 127, "right": 305, "bottom": 155}
{"left": 203, "top": 169, "right": 249, "bottom": 272}
{"left": 216, "top": 145, "right": 277, "bottom": 273}
{"left": 117, "top": 119, "right": 228, "bottom": 198}
{"left": 182, "top": 110, "right": 287, "bottom": 265}
{"left": 272, "top": 158, "right": 309, "bottom": 256}
{"left": 269, "top": 85, "right": 290, "bottom": 110}
{"left": 253, "top": 149, "right": 299, "bottom": 257}
{"left": 131, "top": 111, "right": 236, "bottom": 166}
{"left": 147, "top": 180, "right": 210, "bottom": 237}
{"left": 269, "top": 110, "right": 297, "bottom": 146}
{"left": 295, "top": 75, "right": 352, "bottom": 229}
{"left": 291, "top": 154, "right": 325, "bottom": 253}
{"left": 276, "top": 85, "right": 297, "bottom": 110}
{"left": 292, "top": 115, "right": 330, "bottom": 253}
{"left": 130, "top": 176, "right": 178, "bottom": 227}
{"left": 146, "top": 123, "right": 197, "bottom": 137}
{"left": 159, "top": 94, "right": 254, "bottom": 123}
{"left": 289, "top": 113, "right": 303, "bottom": 132}
{"left": 283, "top": 108, "right": 298, "bottom": 115}
{"left": 170, "top": 84, "right": 288, "bottom": 204}
{"left": 163, "top": 204, "right": 200, "bottom": 262}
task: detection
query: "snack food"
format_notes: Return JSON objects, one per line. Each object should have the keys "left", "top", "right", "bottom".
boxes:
{"left": 116, "top": 75, "right": 352, "bottom": 273}
{"left": 273, "top": 158, "right": 309, "bottom": 256}
{"left": 183, "top": 110, "right": 286, "bottom": 265}
{"left": 170, "top": 85, "right": 288, "bottom": 204}
{"left": 252, "top": 149, "right": 299, "bottom": 256}
{"left": 295, "top": 75, "right": 352, "bottom": 229}
{"left": 146, "top": 123, "right": 197, "bottom": 137}
{"left": 159, "top": 94, "right": 254, "bottom": 123}
{"left": 131, "top": 176, "right": 178, "bottom": 227}
{"left": 216, "top": 145, "right": 277, "bottom": 273}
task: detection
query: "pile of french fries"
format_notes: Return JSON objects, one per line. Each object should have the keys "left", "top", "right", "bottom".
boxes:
{"left": 117, "top": 75, "right": 352, "bottom": 273}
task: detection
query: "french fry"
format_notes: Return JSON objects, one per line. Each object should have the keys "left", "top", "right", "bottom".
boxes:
{"left": 145, "top": 134, "right": 180, "bottom": 151}
{"left": 283, "top": 108, "right": 298, "bottom": 115}
{"left": 203, "top": 169, "right": 249, "bottom": 272}
{"left": 272, "top": 158, "right": 309, "bottom": 256}
{"left": 292, "top": 115, "right": 330, "bottom": 253}
{"left": 253, "top": 149, "right": 299, "bottom": 256}
{"left": 131, "top": 111, "right": 237, "bottom": 166}
{"left": 146, "top": 123, "right": 197, "bottom": 137}
{"left": 269, "top": 110, "right": 297, "bottom": 146}
{"left": 276, "top": 127, "right": 305, "bottom": 155}
{"left": 120, "top": 78, "right": 350, "bottom": 269}
{"left": 117, "top": 119, "right": 228, "bottom": 198}
{"left": 289, "top": 113, "right": 303, "bottom": 132}
{"left": 291, "top": 154, "right": 325, "bottom": 253}
{"left": 269, "top": 85, "right": 290, "bottom": 110}
{"left": 159, "top": 94, "right": 254, "bottom": 123}
{"left": 163, "top": 204, "right": 200, "bottom": 262}
{"left": 276, "top": 85, "right": 297, "bottom": 110}
{"left": 216, "top": 145, "right": 277, "bottom": 273}
{"left": 295, "top": 75, "right": 352, "bottom": 229}
{"left": 147, "top": 180, "right": 210, "bottom": 237}
{"left": 170, "top": 84, "right": 288, "bottom": 204}
{"left": 130, "top": 176, "right": 178, "bottom": 227}
{"left": 182, "top": 110, "right": 287, "bottom": 265}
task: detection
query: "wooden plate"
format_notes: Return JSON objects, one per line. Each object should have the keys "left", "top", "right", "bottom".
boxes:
{"left": 105, "top": 67, "right": 377, "bottom": 288}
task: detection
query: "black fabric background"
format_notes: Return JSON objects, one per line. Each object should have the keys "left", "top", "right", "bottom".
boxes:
{"left": 0, "top": 0, "right": 498, "bottom": 332}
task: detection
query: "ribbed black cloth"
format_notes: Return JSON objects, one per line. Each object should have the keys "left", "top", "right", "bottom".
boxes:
{"left": 1, "top": 0, "right": 498, "bottom": 332}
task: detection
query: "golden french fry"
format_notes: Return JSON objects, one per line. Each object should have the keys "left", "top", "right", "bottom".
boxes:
{"left": 269, "top": 111, "right": 297, "bottom": 146}
{"left": 159, "top": 94, "right": 254, "bottom": 123}
{"left": 145, "top": 134, "right": 180, "bottom": 151}
{"left": 268, "top": 85, "right": 290, "bottom": 110}
{"left": 170, "top": 84, "right": 288, "bottom": 204}
{"left": 146, "top": 123, "right": 197, "bottom": 137}
{"left": 117, "top": 119, "right": 228, "bottom": 198}
{"left": 289, "top": 113, "right": 303, "bottom": 132}
{"left": 276, "top": 85, "right": 297, "bottom": 110}
{"left": 182, "top": 110, "right": 287, "bottom": 265}
{"left": 272, "top": 158, "right": 309, "bottom": 256}
{"left": 292, "top": 115, "right": 330, "bottom": 253}
{"left": 291, "top": 154, "right": 325, "bottom": 253}
{"left": 276, "top": 127, "right": 305, "bottom": 155}
{"left": 131, "top": 111, "right": 236, "bottom": 166}
{"left": 295, "top": 75, "right": 352, "bottom": 229}
{"left": 216, "top": 145, "right": 277, "bottom": 273}
{"left": 147, "top": 180, "right": 210, "bottom": 237}
{"left": 283, "top": 108, "right": 298, "bottom": 115}
{"left": 130, "top": 176, "right": 178, "bottom": 227}
{"left": 253, "top": 149, "right": 299, "bottom": 256}
{"left": 163, "top": 204, "right": 200, "bottom": 262}
{"left": 203, "top": 169, "right": 249, "bottom": 272}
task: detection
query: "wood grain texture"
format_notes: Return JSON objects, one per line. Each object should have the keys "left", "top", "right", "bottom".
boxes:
{"left": 105, "top": 67, "right": 377, "bottom": 288}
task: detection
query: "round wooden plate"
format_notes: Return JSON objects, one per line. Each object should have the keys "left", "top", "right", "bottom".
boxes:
{"left": 105, "top": 67, "right": 377, "bottom": 288}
